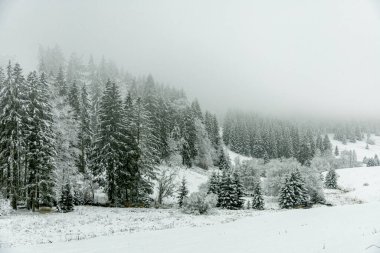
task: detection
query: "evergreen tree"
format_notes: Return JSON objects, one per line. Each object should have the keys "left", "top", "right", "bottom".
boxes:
{"left": 251, "top": 179, "right": 264, "bottom": 210}
{"left": 334, "top": 146, "right": 339, "bottom": 156}
{"left": 55, "top": 67, "right": 68, "bottom": 96}
{"left": 68, "top": 82, "right": 80, "bottom": 118}
{"left": 177, "top": 177, "right": 189, "bottom": 208}
{"left": 26, "top": 73, "right": 56, "bottom": 210}
{"left": 77, "top": 85, "right": 92, "bottom": 174}
{"left": 208, "top": 172, "right": 220, "bottom": 195}
{"left": 0, "top": 62, "right": 28, "bottom": 209}
{"left": 324, "top": 169, "right": 338, "bottom": 189}
{"left": 278, "top": 170, "right": 309, "bottom": 209}
{"left": 92, "top": 81, "right": 139, "bottom": 206}
{"left": 218, "top": 170, "right": 234, "bottom": 209}
{"left": 322, "top": 134, "right": 332, "bottom": 155}
{"left": 231, "top": 172, "right": 244, "bottom": 209}
{"left": 59, "top": 183, "right": 74, "bottom": 212}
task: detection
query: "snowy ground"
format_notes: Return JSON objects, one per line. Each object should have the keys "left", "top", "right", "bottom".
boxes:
{"left": 4, "top": 202, "right": 380, "bottom": 253}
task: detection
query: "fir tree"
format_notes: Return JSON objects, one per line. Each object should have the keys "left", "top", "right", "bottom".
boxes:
{"left": 278, "top": 170, "right": 309, "bottom": 209}
{"left": 68, "top": 81, "right": 80, "bottom": 119}
{"left": 324, "top": 169, "right": 338, "bottom": 189}
{"left": 218, "top": 170, "right": 234, "bottom": 209}
{"left": 177, "top": 177, "right": 189, "bottom": 208}
{"left": 55, "top": 66, "right": 68, "bottom": 96}
{"left": 231, "top": 172, "right": 244, "bottom": 209}
{"left": 208, "top": 172, "right": 220, "bottom": 195}
{"left": 322, "top": 134, "right": 332, "bottom": 155}
{"left": 251, "top": 179, "right": 264, "bottom": 210}
{"left": 334, "top": 146, "right": 339, "bottom": 156}
{"left": 92, "top": 81, "right": 139, "bottom": 206}
{"left": 59, "top": 183, "right": 74, "bottom": 212}
{"left": 77, "top": 85, "right": 92, "bottom": 174}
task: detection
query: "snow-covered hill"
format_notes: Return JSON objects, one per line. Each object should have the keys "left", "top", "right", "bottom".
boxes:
{"left": 330, "top": 134, "right": 380, "bottom": 161}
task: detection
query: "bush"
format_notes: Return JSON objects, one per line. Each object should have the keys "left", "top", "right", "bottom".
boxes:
{"left": 0, "top": 197, "right": 12, "bottom": 216}
{"left": 182, "top": 191, "right": 217, "bottom": 215}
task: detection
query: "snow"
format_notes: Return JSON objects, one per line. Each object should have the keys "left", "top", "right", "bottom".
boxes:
{"left": 0, "top": 206, "right": 264, "bottom": 248}
{"left": 330, "top": 134, "right": 380, "bottom": 161}
{"left": 228, "top": 149, "right": 252, "bottom": 166}
{"left": 333, "top": 166, "right": 380, "bottom": 203}
{"left": 4, "top": 203, "right": 380, "bottom": 253}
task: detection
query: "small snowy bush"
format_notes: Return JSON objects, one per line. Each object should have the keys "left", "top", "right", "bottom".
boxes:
{"left": 182, "top": 191, "right": 217, "bottom": 215}
{"left": 0, "top": 197, "right": 12, "bottom": 216}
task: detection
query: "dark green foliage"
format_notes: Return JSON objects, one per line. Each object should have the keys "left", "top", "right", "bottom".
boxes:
{"left": 334, "top": 146, "right": 339, "bottom": 156}
{"left": 208, "top": 172, "right": 220, "bottom": 195}
{"left": 59, "top": 183, "right": 74, "bottom": 212}
{"left": 251, "top": 179, "right": 264, "bottom": 210}
{"left": 68, "top": 81, "right": 81, "bottom": 118}
{"left": 278, "top": 170, "right": 309, "bottom": 209}
{"left": 218, "top": 171, "right": 244, "bottom": 210}
{"left": 177, "top": 177, "right": 189, "bottom": 208}
{"left": 324, "top": 169, "right": 338, "bottom": 189}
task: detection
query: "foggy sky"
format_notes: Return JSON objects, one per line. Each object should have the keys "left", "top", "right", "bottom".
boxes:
{"left": 1, "top": 0, "right": 380, "bottom": 118}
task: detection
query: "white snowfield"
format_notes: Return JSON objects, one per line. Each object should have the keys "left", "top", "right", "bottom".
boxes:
{"left": 330, "top": 134, "right": 380, "bottom": 161}
{"left": 2, "top": 152, "right": 380, "bottom": 252}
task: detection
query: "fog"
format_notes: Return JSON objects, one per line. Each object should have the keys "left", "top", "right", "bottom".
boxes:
{"left": 1, "top": 0, "right": 380, "bottom": 118}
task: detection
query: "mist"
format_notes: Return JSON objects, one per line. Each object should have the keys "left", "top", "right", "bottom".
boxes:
{"left": 1, "top": 0, "right": 380, "bottom": 118}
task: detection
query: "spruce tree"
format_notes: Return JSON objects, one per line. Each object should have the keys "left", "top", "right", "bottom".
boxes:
{"left": 334, "top": 146, "right": 339, "bottom": 156}
{"left": 77, "top": 85, "right": 92, "bottom": 174}
{"left": 55, "top": 67, "right": 67, "bottom": 96}
{"left": 59, "top": 183, "right": 74, "bottom": 212}
{"left": 177, "top": 177, "right": 189, "bottom": 208}
{"left": 68, "top": 81, "right": 80, "bottom": 119}
{"left": 251, "top": 179, "right": 264, "bottom": 210}
{"left": 231, "top": 172, "right": 244, "bottom": 209}
{"left": 26, "top": 73, "right": 56, "bottom": 209}
{"left": 0, "top": 62, "right": 28, "bottom": 209}
{"left": 208, "top": 172, "right": 220, "bottom": 195}
{"left": 322, "top": 134, "right": 332, "bottom": 154}
{"left": 92, "top": 81, "right": 139, "bottom": 206}
{"left": 218, "top": 170, "right": 234, "bottom": 209}
{"left": 278, "top": 170, "right": 309, "bottom": 209}
{"left": 324, "top": 169, "right": 338, "bottom": 189}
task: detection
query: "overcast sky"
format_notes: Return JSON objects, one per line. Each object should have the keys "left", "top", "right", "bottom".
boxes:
{"left": 1, "top": 0, "right": 380, "bottom": 118}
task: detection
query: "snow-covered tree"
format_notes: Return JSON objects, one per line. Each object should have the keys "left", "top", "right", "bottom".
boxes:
{"left": 251, "top": 178, "right": 264, "bottom": 210}
{"left": 324, "top": 169, "right": 338, "bottom": 189}
{"left": 59, "top": 183, "right": 74, "bottom": 212}
{"left": 278, "top": 169, "right": 309, "bottom": 209}
{"left": 177, "top": 177, "right": 189, "bottom": 208}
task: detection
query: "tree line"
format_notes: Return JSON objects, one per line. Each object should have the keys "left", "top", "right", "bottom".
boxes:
{"left": 0, "top": 49, "right": 227, "bottom": 209}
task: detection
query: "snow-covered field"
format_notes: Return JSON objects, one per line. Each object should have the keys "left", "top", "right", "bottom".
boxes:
{"left": 2, "top": 147, "right": 380, "bottom": 253}
{"left": 330, "top": 134, "right": 380, "bottom": 161}
{"left": 5, "top": 202, "right": 380, "bottom": 253}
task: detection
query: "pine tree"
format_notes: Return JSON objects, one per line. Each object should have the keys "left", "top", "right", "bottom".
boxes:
{"left": 208, "top": 172, "right": 220, "bottom": 195}
{"left": 92, "top": 81, "right": 139, "bottom": 206}
{"left": 177, "top": 177, "right": 189, "bottom": 208}
{"left": 324, "top": 169, "right": 338, "bottom": 189}
{"left": 251, "top": 179, "right": 264, "bottom": 210}
{"left": 0, "top": 62, "right": 29, "bottom": 209}
{"left": 77, "top": 85, "right": 92, "bottom": 174}
{"left": 68, "top": 82, "right": 81, "bottom": 119}
{"left": 59, "top": 183, "right": 74, "bottom": 212}
{"left": 334, "top": 146, "right": 339, "bottom": 156}
{"left": 231, "top": 172, "right": 244, "bottom": 209}
{"left": 278, "top": 170, "right": 309, "bottom": 209}
{"left": 55, "top": 67, "right": 68, "bottom": 96}
{"left": 322, "top": 134, "right": 332, "bottom": 155}
{"left": 218, "top": 170, "right": 234, "bottom": 209}
{"left": 26, "top": 73, "right": 56, "bottom": 210}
